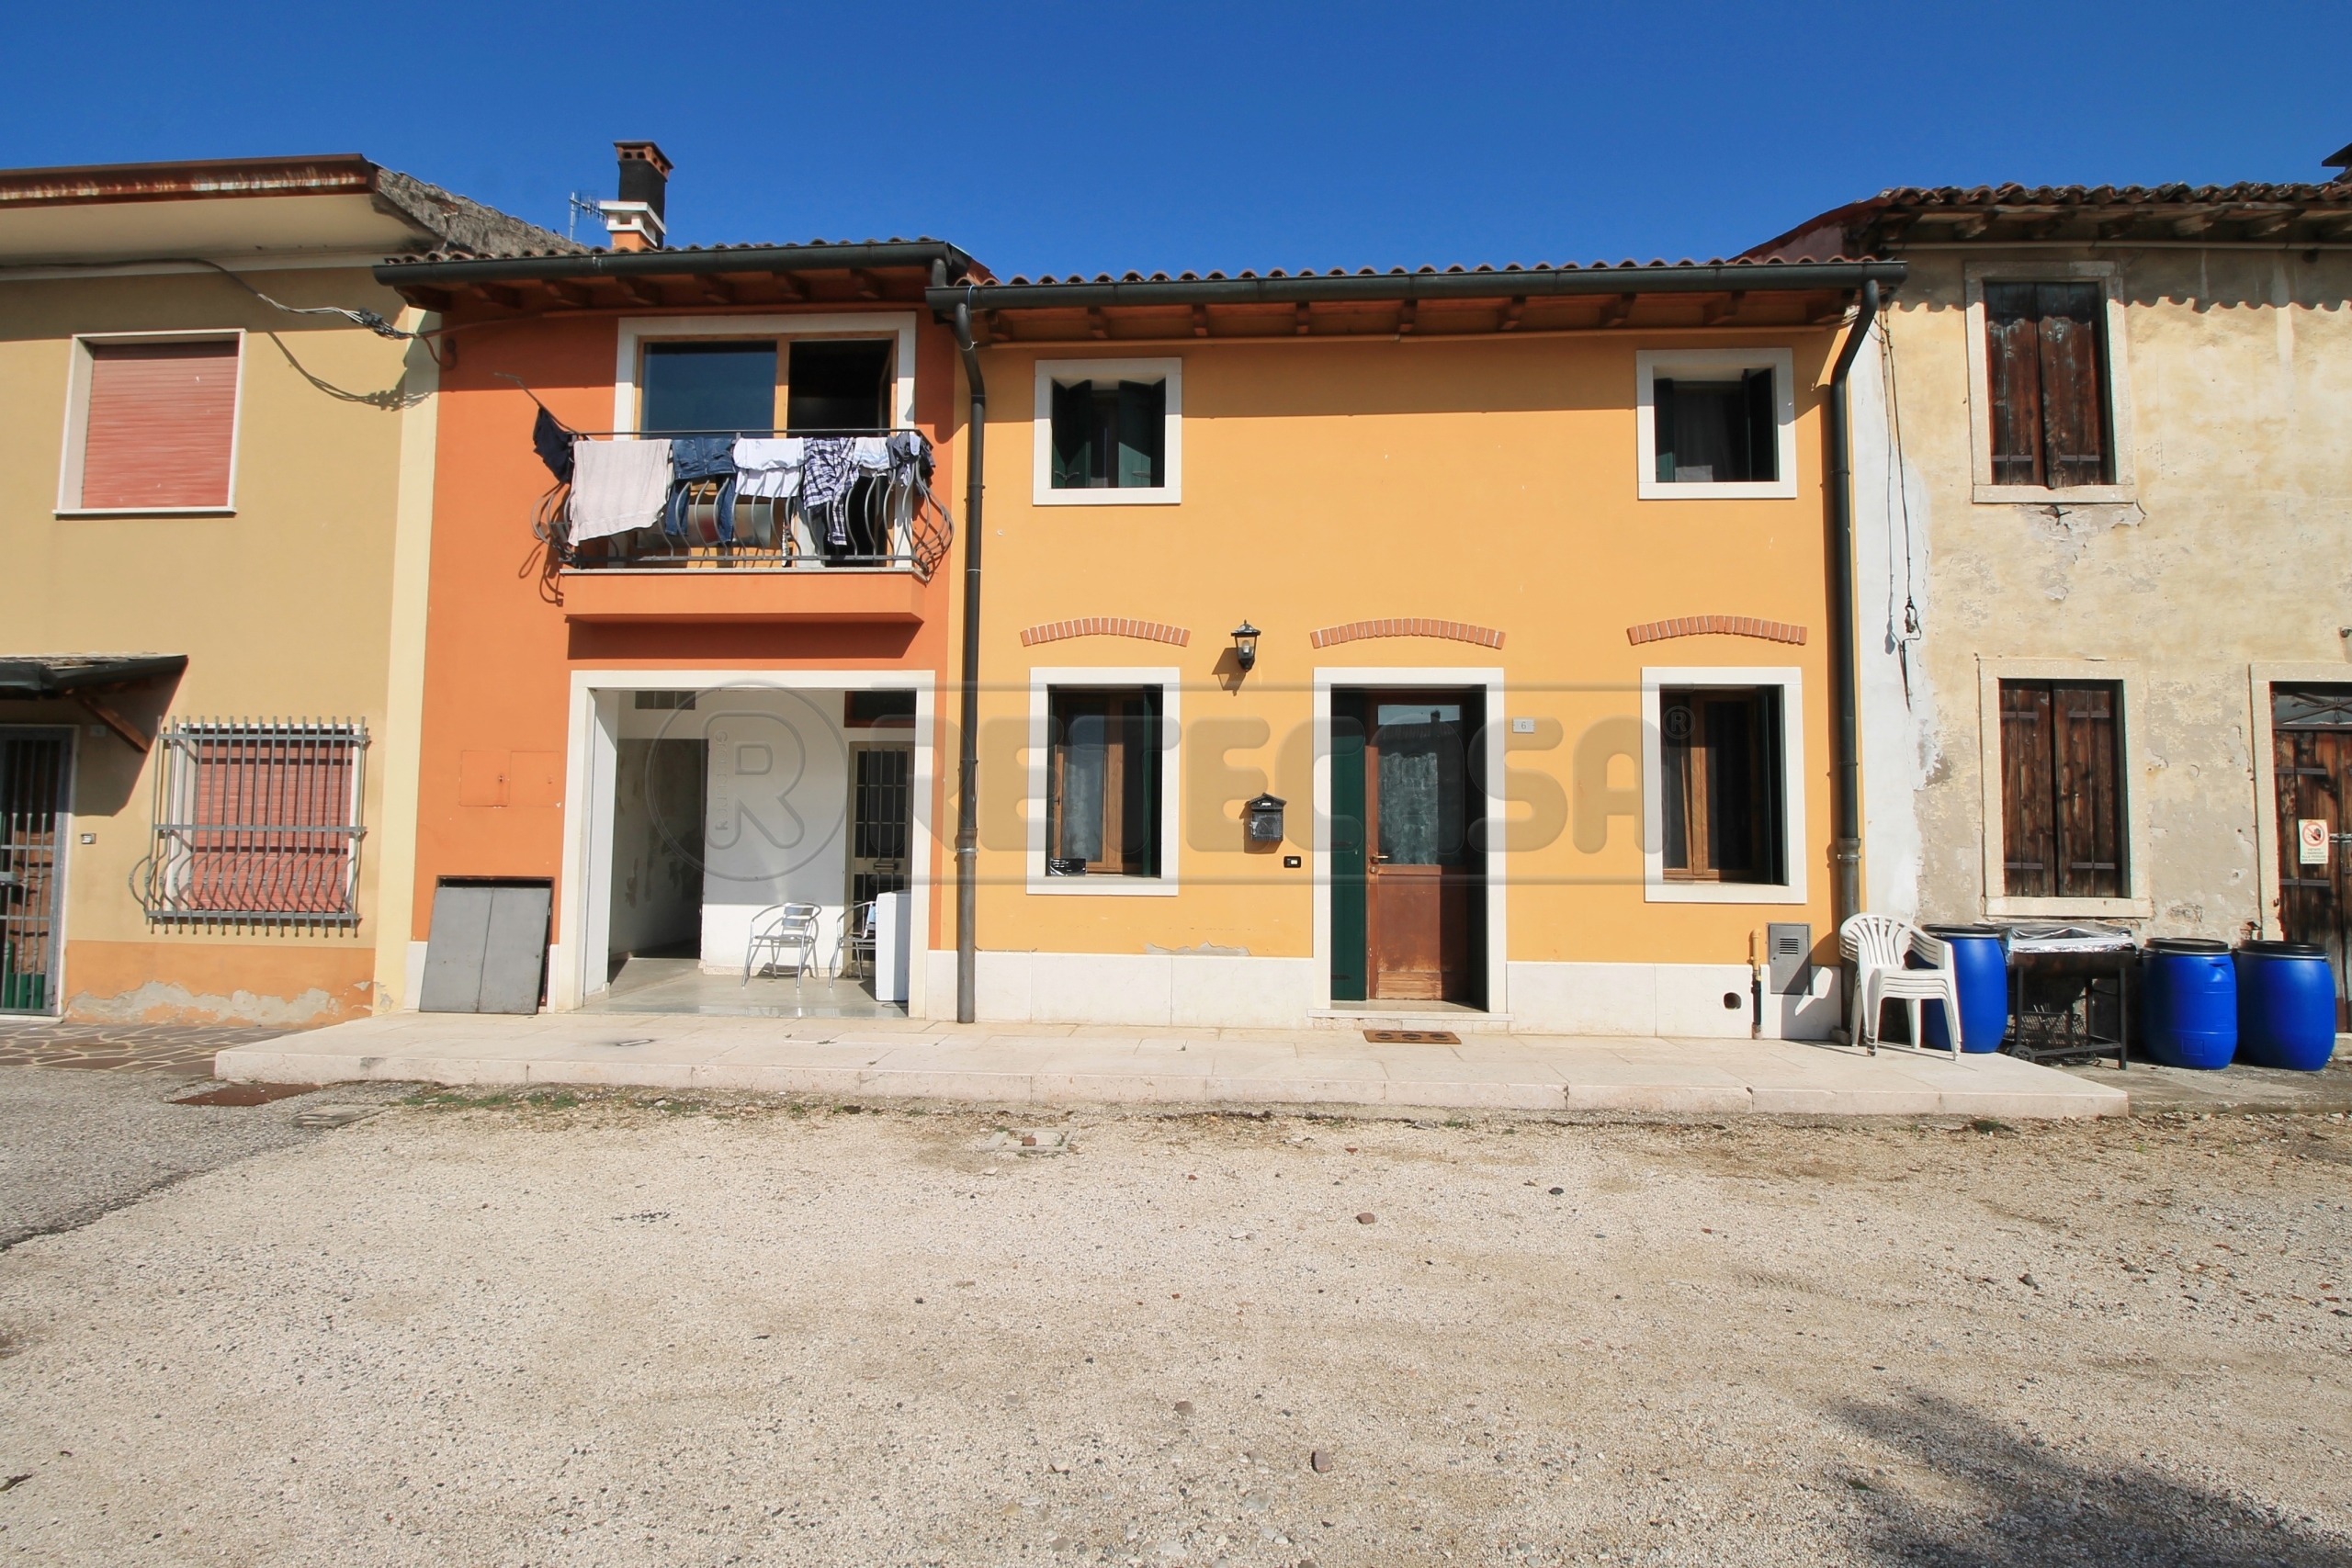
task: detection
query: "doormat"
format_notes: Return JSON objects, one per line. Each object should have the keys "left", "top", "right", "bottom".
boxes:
{"left": 1363, "top": 1029, "right": 1460, "bottom": 1044}
{"left": 175, "top": 1082, "right": 320, "bottom": 1107}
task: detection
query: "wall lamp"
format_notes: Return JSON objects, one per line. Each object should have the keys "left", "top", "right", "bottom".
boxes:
{"left": 1230, "top": 620, "right": 1261, "bottom": 672}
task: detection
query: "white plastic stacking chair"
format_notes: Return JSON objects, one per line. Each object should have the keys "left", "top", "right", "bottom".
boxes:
{"left": 742, "top": 902, "right": 822, "bottom": 991}
{"left": 1839, "top": 912, "right": 1969, "bottom": 1061}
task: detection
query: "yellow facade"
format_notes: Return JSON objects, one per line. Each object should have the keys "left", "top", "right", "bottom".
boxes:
{"left": 949, "top": 320, "right": 1856, "bottom": 1034}
{"left": 0, "top": 265, "right": 434, "bottom": 1022}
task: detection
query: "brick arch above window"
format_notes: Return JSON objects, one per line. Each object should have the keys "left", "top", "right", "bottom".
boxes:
{"left": 1307, "top": 618, "right": 1505, "bottom": 650}
{"left": 1020, "top": 617, "right": 1191, "bottom": 649}
{"left": 1626, "top": 615, "right": 1807, "bottom": 647}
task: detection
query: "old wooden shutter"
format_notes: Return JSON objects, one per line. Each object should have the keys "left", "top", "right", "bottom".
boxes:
{"left": 2000, "top": 681, "right": 2056, "bottom": 896}
{"left": 2052, "top": 682, "right": 2124, "bottom": 897}
{"left": 1049, "top": 378, "right": 1092, "bottom": 488}
{"left": 2037, "top": 283, "right": 2109, "bottom": 487}
{"left": 1983, "top": 285, "right": 2044, "bottom": 487}
{"left": 81, "top": 339, "right": 239, "bottom": 508}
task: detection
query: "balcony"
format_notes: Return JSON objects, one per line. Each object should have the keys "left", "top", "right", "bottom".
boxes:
{"left": 550, "top": 429, "right": 950, "bottom": 625}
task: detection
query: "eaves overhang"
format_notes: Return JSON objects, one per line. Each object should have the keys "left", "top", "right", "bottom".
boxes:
{"left": 374, "top": 239, "right": 989, "bottom": 311}
{"left": 927, "top": 257, "right": 1904, "bottom": 313}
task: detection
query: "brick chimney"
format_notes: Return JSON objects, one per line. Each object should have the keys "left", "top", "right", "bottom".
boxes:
{"left": 598, "top": 141, "right": 672, "bottom": 252}
{"left": 2325, "top": 140, "right": 2352, "bottom": 187}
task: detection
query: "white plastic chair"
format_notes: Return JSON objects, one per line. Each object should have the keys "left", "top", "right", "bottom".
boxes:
{"left": 742, "top": 902, "right": 822, "bottom": 990}
{"left": 1839, "top": 912, "right": 1969, "bottom": 1061}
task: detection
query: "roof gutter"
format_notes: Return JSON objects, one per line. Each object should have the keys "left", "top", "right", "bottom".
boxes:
{"left": 374, "top": 241, "right": 981, "bottom": 290}
{"left": 1826, "top": 276, "right": 1880, "bottom": 1014}
{"left": 948, "top": 279, "right": 987, "bottom": 1024}
{"left": 925, "top": 259, "right": 1903, "bottom": 314}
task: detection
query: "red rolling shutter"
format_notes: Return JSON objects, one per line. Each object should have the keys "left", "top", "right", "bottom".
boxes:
{"left": 81, "top": 340, "right": 239, "bottom": 509}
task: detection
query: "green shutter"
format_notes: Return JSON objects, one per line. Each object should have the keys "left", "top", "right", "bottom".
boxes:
{"left": 1653, "top": 378, "right": 1677, "bottom": 483}
{"left": 1115, "top": 379, "right": 1165, "bottom": 488}
{"left": 1050, "top": 379, "right": 1092, "bottom": 489}
{"left": 1744, "top": 367, "right": 1777, "bottom": 482}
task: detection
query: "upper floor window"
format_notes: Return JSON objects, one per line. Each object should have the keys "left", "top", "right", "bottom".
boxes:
{"left": 1634, "top": 349, "right": 1796, "bottom": 501}
{"left": 1964, "top": 265, "right": 2134, "bottom": 502}
{"left": 1033, "top": 359, "right": 1182, "bottom": 504}
{"left": 636, "top": 337, "right": 897, "bottom": 435}
{"left": 1984, "top": 282, "right": 2110, "bottom": 489}
{"left": 59, "top": 334, "right": 241, "bottom": 513}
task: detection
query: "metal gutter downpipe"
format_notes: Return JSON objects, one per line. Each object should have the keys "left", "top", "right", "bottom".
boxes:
{"left": 950, "top": 297, "right": 987, "bottom": 1022}
{"left": 1826, "top": 277, "right": 1880, "bottom": 976}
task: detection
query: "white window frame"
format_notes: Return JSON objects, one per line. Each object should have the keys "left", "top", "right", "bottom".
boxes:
{"left": 610, "top": 313, "right": 919, "bottom": 434}
{"left": 1642, "top": 666, "right": 1808, "bottom": 905}
{"left": 1026, "top": 666, "right": 1182, "bottom": 896}
{"left": 56, "top": 328, "right": 245, "bottom": 516}
{"left": 1976, "top": 656, "right": 2152, "bottom": 919}
{"left": 1963, "top": 261, "right": 2137, "bottom": 505}
{"left": 1634, "top": 347, "right": 1797, "bottom": 502}
{"left": 1032, "top": 357, "right": 1182, "bottom": 506}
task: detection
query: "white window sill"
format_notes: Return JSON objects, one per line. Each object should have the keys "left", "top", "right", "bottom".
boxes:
{"left": 1635, "top": 479, "right": 1798, "bottom": 502}
{"left": 1033, "top": 486, "right": 1182, "bottom": 507}
{"left": 1644, "top": 880, "right": 1808, "bottom": 906}
{"left": 56, "top": 506, "right": 236, "bottom": 518}
{"left": 1985, "top": 896, "right": 2152, "bottom": 919}
{"left": 1973, "top": 484, "right": 2136, "bottom": 506}
{"left": 1026, "top": 875, "right": 1179, "bottom": 897}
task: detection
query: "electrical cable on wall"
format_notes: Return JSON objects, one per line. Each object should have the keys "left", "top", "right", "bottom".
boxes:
{"left": 1879, "top": 301, "right": 1923, "bottom": 708}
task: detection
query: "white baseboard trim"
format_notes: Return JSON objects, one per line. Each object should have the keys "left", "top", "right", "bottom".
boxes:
{"left": 920, "top": 952, "right": 1838, "bottom": 1039}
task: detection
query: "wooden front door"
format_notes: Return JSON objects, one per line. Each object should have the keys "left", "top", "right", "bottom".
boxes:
{"left": 2273, "top": 686, "right": 2352, "bottom": 1026}
{"left": 1363, "top": 693, "right": 1478, "bottom": 1003}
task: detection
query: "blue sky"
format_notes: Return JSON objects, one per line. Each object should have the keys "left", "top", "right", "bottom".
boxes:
{"left": 6, "top": 0, "right": 2342, "bottom": 276}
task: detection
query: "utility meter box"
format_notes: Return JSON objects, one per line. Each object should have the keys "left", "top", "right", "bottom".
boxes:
{"left": 1766, "top": 922, "right": 1814, "bottom": 996}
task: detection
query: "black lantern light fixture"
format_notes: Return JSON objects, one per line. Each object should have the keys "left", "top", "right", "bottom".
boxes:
{"left": 1230, "top": 620, "right": 1261, "bottom": 672}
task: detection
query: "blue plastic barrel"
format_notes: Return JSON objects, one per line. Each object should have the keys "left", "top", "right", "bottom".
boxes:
{"left": 2233, "top": 942, "right": 2337, "bottom": 1072}
{"left": 2142, "top": 937, "right": 2237, "bottom": 1069}
{"left": 1919, "top": 924, "right": 2009, "bottom": 1053}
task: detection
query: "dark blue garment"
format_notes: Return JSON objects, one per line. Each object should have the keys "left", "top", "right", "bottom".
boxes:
{"left": 533, "top": 405, "right": 577, "bottom": 484}
{"left": 664, "top": 436, "right": 740, "bottom": 541}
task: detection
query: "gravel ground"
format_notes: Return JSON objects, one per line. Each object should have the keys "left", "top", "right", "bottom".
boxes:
{"left": 1, "top": 1092, "right": 2349, "bottom": 1567}
{"left": 0, "top": 1068, "right": 403, "bottom": 1252}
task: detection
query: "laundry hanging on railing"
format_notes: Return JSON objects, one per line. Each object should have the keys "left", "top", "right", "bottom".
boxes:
{"left": 663, "top": 436, "right": 741, "bottom": 543}
{"left": 532, "top": 405, "right": 578, "bottom": 484}
{"left": 567, "top": 438, "right": 672, "bottom": 543}
{"left": 731, "top": 437, "right": 806, "bottom": 500}
{"left": 800, "top": 437, "right": 861, "bottom": 547}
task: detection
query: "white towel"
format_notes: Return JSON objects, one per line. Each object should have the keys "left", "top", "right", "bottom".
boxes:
{"left": 852, "top": 435, "right": 892, "bottom": 471}
{"left": 568, "top": 439, "right": 673, "bottom": 542}
{"left": 733, "top": 437, "right": 806, "bottom": 500}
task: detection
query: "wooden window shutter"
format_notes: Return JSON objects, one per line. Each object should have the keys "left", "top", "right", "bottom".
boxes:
{"left": 1999, "top": 681, "right": 2056, "bottom": 896}
{"left": 1742, "top": 367, "right": 1777, "bottom": 482}
{"left": 1049, "top": 378, "right": 1092, "bottom": 488}
{"left": 2036, "top": 283, "right": 2109, "bottom": 487}
{"left": 1652, "top": 378, "right": 1677, "bottom": 483}
{"left": 1114, "top": 379, "right": 1164, "bottom": 488}
{"left": 1983, "top": 285, "right": 2045, "bottom": 487}
{"left": 2051, "top": 682, "right": 2124, "bottom": 897}
{"left": 81, "top": 340, "right": 238, "bottom": 508}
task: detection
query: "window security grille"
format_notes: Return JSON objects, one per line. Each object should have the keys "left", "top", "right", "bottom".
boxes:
{"left": 136, "top": 718, "right": 368, "bottom": 925}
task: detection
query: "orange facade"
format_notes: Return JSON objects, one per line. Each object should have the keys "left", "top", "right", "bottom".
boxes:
{"left": 407, "top": 293, "right": 966, "bottom": 977}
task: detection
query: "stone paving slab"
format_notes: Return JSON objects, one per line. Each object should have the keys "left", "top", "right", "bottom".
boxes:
{"left": 215, "top": 1010, "right": 2128, "bottom": 1119}
{"left": 0, "top": 1020, "right": 294, "bottom": 1077}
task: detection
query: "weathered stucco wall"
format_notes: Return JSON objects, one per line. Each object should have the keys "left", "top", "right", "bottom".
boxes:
{"left": 1859, "top": 248, "right": 2352, "bottom": 941}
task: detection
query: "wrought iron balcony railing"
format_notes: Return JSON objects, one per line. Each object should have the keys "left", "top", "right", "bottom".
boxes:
{"left": 540, "top": 428, "right": 953, "bottom": 581}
